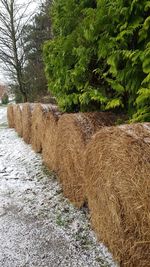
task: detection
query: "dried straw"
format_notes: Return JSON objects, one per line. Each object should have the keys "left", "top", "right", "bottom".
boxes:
{"left": 56, "top": 112, "right": 117, "bottom": 208}
{"left": 42, "top": 110, "right": 61, "bottom": 172}
{"left": 85, "top": 123, "right": 150, "bottom": 266}
{"left": 13, "top": 104, "right": 23, "bottom": 136}
{"left": 7, "top": 104, "right": 15, "bottom": 128}
{"left": 22, "top": 103, "right": 35, "bottom": 144}
{"left": 31, "top": 103, "right": 58, "bottom": 153}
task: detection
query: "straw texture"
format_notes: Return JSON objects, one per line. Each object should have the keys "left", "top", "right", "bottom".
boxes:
{"left": 56, "top": 112, "right": 117, "bottom": 207}
{"left": 85, "top": 123, "right": 150, "bottom": 266}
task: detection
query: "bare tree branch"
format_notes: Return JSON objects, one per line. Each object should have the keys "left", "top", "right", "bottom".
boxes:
{"left": 0, "top": 0, "right": 36, "bottom": 101}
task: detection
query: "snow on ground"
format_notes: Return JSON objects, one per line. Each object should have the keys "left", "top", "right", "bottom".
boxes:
{"left": 0, "top": 106, "right": 7, "bottom": 126}
{"left": 0, "top": 106, "right": 118, "bottom": 267}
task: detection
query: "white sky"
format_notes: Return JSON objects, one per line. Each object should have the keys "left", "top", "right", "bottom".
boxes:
{"left": 0, "top": 0, "right": 40, "bottom": 84}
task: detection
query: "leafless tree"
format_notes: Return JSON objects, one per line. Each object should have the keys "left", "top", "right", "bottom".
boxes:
{"left": 0, "top": 0, "right": 36, "bottom": 101}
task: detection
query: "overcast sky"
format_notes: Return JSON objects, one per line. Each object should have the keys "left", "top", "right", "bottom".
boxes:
{"left": 0, "top": 0, "right": 40, "bottom": 84}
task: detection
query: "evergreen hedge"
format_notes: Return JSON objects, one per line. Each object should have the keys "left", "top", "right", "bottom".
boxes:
{"left": 43, "top": 0, "right": 150, "bottom": 121}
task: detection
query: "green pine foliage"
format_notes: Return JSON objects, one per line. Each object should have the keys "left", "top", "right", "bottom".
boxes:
{"left": 43, "top": 0, "right": 150, "bottom": 120}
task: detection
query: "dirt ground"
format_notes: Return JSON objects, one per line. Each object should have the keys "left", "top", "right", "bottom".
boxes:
{"left": 0, "top": 106, "right": 118, "bottom": 267}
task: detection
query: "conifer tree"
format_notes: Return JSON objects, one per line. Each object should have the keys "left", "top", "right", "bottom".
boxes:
{"left": 43, "top": 0, "right": 150, "bottom": 121}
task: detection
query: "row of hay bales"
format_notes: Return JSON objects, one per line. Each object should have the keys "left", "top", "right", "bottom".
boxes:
{"left": 7, "top": 103, "right": 150, "bottom": 267}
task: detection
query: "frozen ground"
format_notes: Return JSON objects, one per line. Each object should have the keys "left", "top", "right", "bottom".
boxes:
{"left": 0, "top": 106, "right": 118, "bottom": 267}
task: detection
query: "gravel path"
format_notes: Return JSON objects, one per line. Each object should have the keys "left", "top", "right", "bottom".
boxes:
{"left": 0, "top": 106, "right": 118, "bottom": 267}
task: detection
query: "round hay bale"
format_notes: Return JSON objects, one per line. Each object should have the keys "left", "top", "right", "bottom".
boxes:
{"left": 22, "top": 103, "right": 35, "bottom": 144}
{"left": 85, "top": 123, "right": 150, "bottom": 266}
{"left": 31, "top": 103, "right": 58, "bottom": 153}
{"left": 42, "top": 110, "right": 62, "bottom": 172}
{"left": 56, "top": 112, "right": 117, "bottom": 208}
{"left": 13, "top": 104, "right": 23, "bottom": 136}
{"left": 7, "top": 104, "right": 15, "bottom": 128}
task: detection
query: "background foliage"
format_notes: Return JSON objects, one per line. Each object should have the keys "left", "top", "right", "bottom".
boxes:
{"left": 8, "top": 0, "right": 52, "bottom": 103}
{"left": 22, "top": 0, "right": 52, "bottom": 102}
{"left": 43, "top": 0, "right": 150, "bottom": 121}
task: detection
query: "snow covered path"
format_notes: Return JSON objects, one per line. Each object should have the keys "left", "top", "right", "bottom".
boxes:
{"left": 0, "top": 106, "right": 117, "bottom": 267}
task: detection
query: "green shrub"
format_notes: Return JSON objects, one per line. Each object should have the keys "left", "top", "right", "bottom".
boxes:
{"left": 2, "top": 93, "right": 9, "bottom": 105}
{"left": 43, "top": 0, "right": 150, "bottom": 121}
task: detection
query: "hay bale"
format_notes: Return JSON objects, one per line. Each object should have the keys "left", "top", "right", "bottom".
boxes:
{"left": 31, "top": 103, "right": 58, "bottom": 153}
{"left": 7, "top": 104, "right": 15, "bottom": 128}
{"left": 22, "top": 103, "right": 35, "bottom": 144}
{"left": 85, "top": 123, "right": 150, "bottom": 266}
{"left": 56, "top": 112, "right": 117, "bottom": 208}
{"left": 42, "top": 110, "right": 61, "bottom": 172}
{"left": 13, "top": 104, "right": 23, "bottom": 136}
